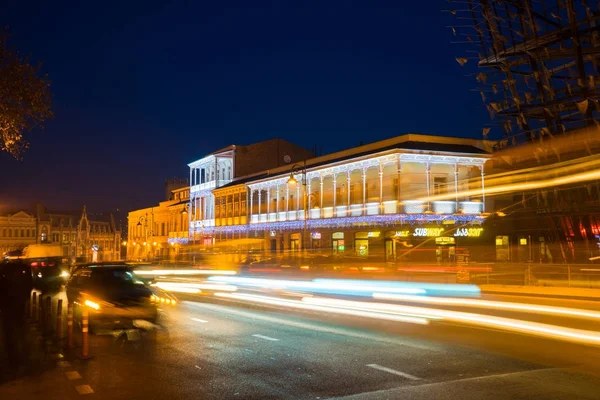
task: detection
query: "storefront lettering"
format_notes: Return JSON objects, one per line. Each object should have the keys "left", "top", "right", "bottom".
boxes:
{"left": 395, "top": 231, "right": 410, "bottom": 237}
{"left": 413, "top": 228, "right": 444, "bottom": 237}
{"left": 454, "top": 228, "right": 483, "bottom": 237}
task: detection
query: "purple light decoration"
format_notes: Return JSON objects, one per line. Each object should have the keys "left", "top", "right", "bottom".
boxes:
{"left": 167, "top": 237, "right": 189, "bottom": 244}
{"left": 209, "top": 214, "right": 485, "bottom": 234}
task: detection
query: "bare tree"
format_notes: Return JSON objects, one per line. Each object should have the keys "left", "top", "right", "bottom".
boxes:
{"left": 0, "top": 28, "right": 53, "bottom": 158}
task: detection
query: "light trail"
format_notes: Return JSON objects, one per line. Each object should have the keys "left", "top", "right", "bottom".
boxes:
{"left": 301, "top": 297, "right": 600, "bottom": 347}
{"left": 213, "top": 292, "right": 430, "bottom": 325}
{"left": 134, "top": 269, "right": 237, "bottom": 276}
{"left": 372, "top": 293, "right": 600, "bottom": 321}
{"left": 209, "top": 276, "right": 480, "bottom": 297}
{"left": 154, "top": 282, "right": 238, "bottom": 292}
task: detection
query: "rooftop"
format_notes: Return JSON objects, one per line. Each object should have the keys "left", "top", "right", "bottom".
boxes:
{"left": 217, "top": 134, "right": 493, "bottom": 190}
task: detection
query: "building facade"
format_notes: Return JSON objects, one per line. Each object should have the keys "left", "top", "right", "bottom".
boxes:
{"left": 1, "top": 205, "right": 121, "bottom": 262}
{"left": 127, "top": 186, "right": 190, "bottom": 261}
{"left": 188, "top": 138, "right": 314, "bottom": 245}
{"left": 195, "top": 134, "right": 494, "bottom": 263}
{"left": 0, "top": 211, "right": 38, "bottom": 256}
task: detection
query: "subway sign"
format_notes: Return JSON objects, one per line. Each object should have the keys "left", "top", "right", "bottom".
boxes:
{"left": 454, "top": 228, "right": 483, "bottom": 237}
{"left": 413, "top": 228, "right": 444, "bottom": 237}
{"left": 407, "top": 227, "right": 483, "bottom": 238}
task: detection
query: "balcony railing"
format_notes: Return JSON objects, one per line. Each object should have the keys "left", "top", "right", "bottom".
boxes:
{"left": 248, "top": 200, "right": 483, "bottom": 224}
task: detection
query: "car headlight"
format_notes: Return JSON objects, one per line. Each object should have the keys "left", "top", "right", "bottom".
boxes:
{"left": 84, "top": 299, "right": 100, "bottom": 310}
{"left": 60, "top": 271, "right": 70, "bottom": 278}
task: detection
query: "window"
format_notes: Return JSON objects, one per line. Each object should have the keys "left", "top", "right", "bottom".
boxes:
{"left": 1, "top": 228, "right": 4, "bottom": 237}
{"left": 227, "top": 195, "right": 233, "bottom": 217}
{"left": 433, "top": 176, "right": 448, "bottom": 195}
{"left": 241, "top": 193, "right": 247, "bottom": 215}
{"left": 62, "top": 233, "right": 68, "bottom": 243}
{"left": 201, "top": 169, "right": 206, "bottom": 183}
{"left": 8, "top": 229, "right": 12, "bottom": 238}
{"left": 215, "top": 197, "right": 221, "bottom": 219}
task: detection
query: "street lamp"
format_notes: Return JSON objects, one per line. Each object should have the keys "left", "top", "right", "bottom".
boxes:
{"left": 137, "top": 214, "right": 153, "bottom": 261}
{"left": 287, "top": 161, "right": 308, "bottom": 256}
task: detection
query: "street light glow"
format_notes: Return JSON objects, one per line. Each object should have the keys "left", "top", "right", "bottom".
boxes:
{"left": 287, "top": 174, "right": 298, "bottom": 185}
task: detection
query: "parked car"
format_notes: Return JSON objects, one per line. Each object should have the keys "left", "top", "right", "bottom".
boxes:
{"left": 21, "top": 244, "right": 70, "bottom": 289}
{"left": 66, "top": 263, "right": 176, "bottom": 331}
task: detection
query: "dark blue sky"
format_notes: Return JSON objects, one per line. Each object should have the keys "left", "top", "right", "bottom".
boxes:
{"left": 1, "top": 0, "right": 488, "bottom": 213}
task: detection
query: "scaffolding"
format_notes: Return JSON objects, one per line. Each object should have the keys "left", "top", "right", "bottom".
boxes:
{"left": 450, "top": 0, "right": 600, "bottom": 144}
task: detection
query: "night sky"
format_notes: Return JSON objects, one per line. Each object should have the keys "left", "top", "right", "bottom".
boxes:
{"left": 1, "top": 0, "right": 488, "bottom": 214}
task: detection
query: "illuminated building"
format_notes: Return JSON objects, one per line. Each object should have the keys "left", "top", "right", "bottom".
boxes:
{"left": 127, "top": 186, "right": 190, "bottom": 261}
{"left": 207, "top": 134, "right": 493, "bottom": 262}
{"left": 188, "top": 139, "right": 314, "bottom": 246}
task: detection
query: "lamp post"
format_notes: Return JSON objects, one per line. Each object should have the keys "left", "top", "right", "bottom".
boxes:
{"left": 137, "top": 214, "right": 151, "bottom": 261}
{"left": 287, "top": 161, "right": 308, "bottom": 256}
{"left": 180, "top": 205, "right": 190, "bottom": 262}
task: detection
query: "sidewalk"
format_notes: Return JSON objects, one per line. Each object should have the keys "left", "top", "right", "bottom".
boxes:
{"left": 480, "top": 284, "right": 600, "bottom": 301}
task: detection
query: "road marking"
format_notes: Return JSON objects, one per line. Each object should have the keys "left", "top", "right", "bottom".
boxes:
{"left": 366, "top": 364, "right": 421, "bottom": 381}
{"left": 65, "top": 371, "right": 82, "bottom": 380}
{"left": 75, "top": 385, "right": 94, "bottom": 395}
{"left": 191, "top": 317, "right": 208, "bottom": 323}
{"left": 185, "top": 301, "right": 442, "bottom": 352}
{"left": 57, "top": 361, "right": 72, "bottom": 368}
{"left": 195, "top": 365, "right": 201, "bottom": 369}
{"left": 252, "top": 334, "right": 280, "bottom": 342}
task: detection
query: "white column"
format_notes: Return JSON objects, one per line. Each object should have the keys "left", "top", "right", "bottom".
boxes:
{"left": 362, "top": 168, "right": 366, "bottom": 215}
{"left": 480, "top": 164, "right": 485, "bottom": 212}
{"left": 296, "top": 184, "right": 300, "bottom": 212}
{"left": 333, "top": 175, "right": 337, "bottom": 212}
{"left": 454, "top": 164, "right": 459, "bottom": 206}
{"left": 397, "top": 161, "right": 402, "bottom": 202}
{"left": 258, "top": 190, "right": 262, "bottom": 216}
{"left": 425, "top": 163, "right": 431, "bottom": 210}
{"left": 276, "top": 185, "right": 280, "bottom": 219}
{"left": 189, "top": 167, "right": 193, "bottom": 188}
{"left": 307, "top": 181, "right": 311, "bottom": 218}
{"left": 379, "top": 163, "right": 383, "bottom": 214}
{"left": 347, "top": 170, "right": 351, "bottom": 206}
{"left": 249, "top": 189, "right": 254, "bottom": 221}
{"left": 267, "top": 187, "right": 271, "bottom": 215}
{"left": 320, "top": 175, "right": 324, "bottom": 218}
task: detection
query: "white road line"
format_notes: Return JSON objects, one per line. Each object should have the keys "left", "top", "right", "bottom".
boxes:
{"left": 252, "top": 334, "right": 280, "bottom": 342}
{"left": 75, "top": 385, "right": 94, "bottom": 395}
{"left": 366, "top": 364, "right": 421, "bottom": 381}
{"left": 184, "top": 301, "right": 442, "bottom": 352}
{"left": 57, "top": 361, "right": 72, "bottom": 368}
{"left": 191, "top": 317, "right": 208, "bottom": 323}
{"left": 65, "top": 371, "right": 82, "bottom": 380}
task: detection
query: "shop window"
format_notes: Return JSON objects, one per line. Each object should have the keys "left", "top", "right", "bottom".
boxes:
{"left": 354, "top": 232, "right": 369, "bottom": 257}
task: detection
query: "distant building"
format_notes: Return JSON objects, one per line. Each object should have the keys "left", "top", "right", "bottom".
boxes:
{"left": 0, "top": 211, "right": 38, "bottom": 256}
{"left": 127, "top": 186, "right": 189, "bottom": 261}
{"left": 36, "top": 205, "right": 121, "bottom": 262}
{"left": 0, "top": 205, "right": 121, "bottom": 262}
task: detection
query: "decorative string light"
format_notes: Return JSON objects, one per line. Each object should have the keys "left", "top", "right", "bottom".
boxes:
{"left": 208, "top": 214, "right": 485, "bottom": 235}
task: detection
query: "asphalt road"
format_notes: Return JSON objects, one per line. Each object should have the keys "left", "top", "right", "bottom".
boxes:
{"left": 2, "top": 289, "right": 600, "bottom": 400}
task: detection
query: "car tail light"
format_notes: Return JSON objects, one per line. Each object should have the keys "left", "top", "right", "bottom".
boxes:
{"left": 31, "top": 262, "right": 39, "bottom": 267}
